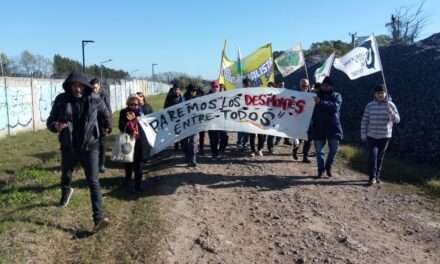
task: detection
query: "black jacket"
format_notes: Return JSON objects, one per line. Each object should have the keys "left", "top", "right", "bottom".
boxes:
{"left": 164, "top": 87, "right": 184, "bottom": 108}
{"left": 309, "top": 90, "right": 343, "bottom": 141}
{"left": 47, "top": 72, "right": 112, "bottom": 151}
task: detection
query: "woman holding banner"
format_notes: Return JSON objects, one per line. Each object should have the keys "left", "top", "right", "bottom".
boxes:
{"left": 310, "top": 77, "right": 343, "bottom": 178}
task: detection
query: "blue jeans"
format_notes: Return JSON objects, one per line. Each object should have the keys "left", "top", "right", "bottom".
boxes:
{"left": 314, "top": 139, "right": 340, "bottom": 173}
{"left": 237, "top": 132, "right": 249, "bottom": 148}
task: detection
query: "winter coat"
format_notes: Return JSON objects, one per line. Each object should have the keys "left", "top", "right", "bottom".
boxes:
{"left": 310, "top": 90, "right": 343, "bottom": 141}
{"left": 47, "top": 72, "right": 112, "bottom": 152}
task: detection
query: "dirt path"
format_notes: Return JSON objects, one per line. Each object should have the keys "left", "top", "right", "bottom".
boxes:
{"left": 146, "top": 142, "right": 440, "bottom": 264}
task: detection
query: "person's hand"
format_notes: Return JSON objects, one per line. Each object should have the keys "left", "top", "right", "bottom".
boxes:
{"left": 314, "top": 96, "right": 320, "bottom": 105}
{"left": 55, "top": 122, "right": 67, "bottom": 132}
{"left": 127, "top": 111, "right": 136, "bottom": 121}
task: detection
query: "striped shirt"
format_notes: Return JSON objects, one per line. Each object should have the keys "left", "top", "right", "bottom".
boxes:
{"left": 361, "top": 100, "right": 400, "bottom": 140}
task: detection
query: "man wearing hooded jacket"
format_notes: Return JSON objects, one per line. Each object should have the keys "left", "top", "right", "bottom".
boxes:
{"left": 47, "top": 72, "right": 112, "bottom": 231}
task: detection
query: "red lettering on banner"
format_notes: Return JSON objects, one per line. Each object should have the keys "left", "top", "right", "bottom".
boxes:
{"left": 244, "top": 94, "right": 307, "bottom": 113}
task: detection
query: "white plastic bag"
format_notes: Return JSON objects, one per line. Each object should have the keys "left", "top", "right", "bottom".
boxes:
{"left": 111, "top": 133, "right": 136, "bottom": 163}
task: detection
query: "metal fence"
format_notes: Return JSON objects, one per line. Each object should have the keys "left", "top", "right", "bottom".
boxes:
{"left": 0, "top": 77, "right": 170, "bottom": 138}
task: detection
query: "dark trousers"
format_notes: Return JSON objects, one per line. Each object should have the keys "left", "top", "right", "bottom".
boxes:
{"left": 199, "top": 131, "right": 206, "bottom": 153}
{"left": 98, "top": 136, "right": 106, "bottom": 168}
{"left": 61, "top": 147, "right": 103, "bottom": 224}
{"left": 124, "top": 139, "right": 144, "bottom": 188}
{"left": 303, "top": 139, "right": 312, "bottom": 159}
{"left": 267, "top": 136, "right": 275, "bottom": 151}
{"left": 367, "top": 137, "right": 390, "bottom": 181}
{"left": 249, "top": 134, "right": 266, "bottom": 153}
{"left": 182, "top": 135, "right": 197, "bottom": 164}
{"left": 209, "top": 130, "right": 228, "bottom": 157}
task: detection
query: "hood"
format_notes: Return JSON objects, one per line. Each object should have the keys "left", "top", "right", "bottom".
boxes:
{"left": 62, "top": 71, "right": 94, "bottom": 93}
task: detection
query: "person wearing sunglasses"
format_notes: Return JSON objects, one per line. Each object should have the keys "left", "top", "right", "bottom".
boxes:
{"left": 118, "top": 94, "right": 145, "bottom": 193}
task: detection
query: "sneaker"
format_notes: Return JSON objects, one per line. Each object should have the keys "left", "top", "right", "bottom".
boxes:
{"left": 369, "top": 179, "right": 377, "bottom": 185}
{"left": 188, "top": 162, "right": 197, "bottom": 168}
{"left": 59, "top": 188, "right": 74, "bottom": 207}
{"left": 99, "top": 165, "right": 106, "bottom": 173}
{"left": 268, "top": 148, "right": 274, "bottom": 154}
{"left": 250, "top": 152, "right": 256, "bottom": 157}
{"left": 257, "top": 150, "right": 264, "bottom": 157}
{"left": 94, "top": 217, "right": 110, "bottom": 233}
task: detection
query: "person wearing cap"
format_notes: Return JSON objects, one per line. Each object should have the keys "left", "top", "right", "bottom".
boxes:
{"left": 309, "top": 77, "right": 343, "bottom": 178}
{"left": 208, "top": 80, "right": 229, "bottom": 158}
{"left": 90, "top": 78, "right": 112, "bottom": 173}
{"left": 361, "top": 84, "right": 400, "bottom": 185}
{"left": 47, "top": 71, "right": 112, "bottom": 231}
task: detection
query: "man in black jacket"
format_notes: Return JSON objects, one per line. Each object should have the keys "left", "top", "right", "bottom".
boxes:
{"left": 90, "top": 78, "right": 112, "bottom": 173}
{"left": 47, "top": 72, "right": 112, "bottom": 231}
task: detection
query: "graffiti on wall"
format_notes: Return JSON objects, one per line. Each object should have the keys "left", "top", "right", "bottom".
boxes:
{"left": 7, "top": 87, "right": 33, "bottom": 129}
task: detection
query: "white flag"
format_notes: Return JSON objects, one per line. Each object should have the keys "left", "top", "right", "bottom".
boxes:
{"left": 275, "top": 44, "right": 305, "bottom": 77}
{"left": 333, "top": 35, "right": 382, "bottom": 80}
{"left": 314, "top": 52, "right": 335, "bottom": 83}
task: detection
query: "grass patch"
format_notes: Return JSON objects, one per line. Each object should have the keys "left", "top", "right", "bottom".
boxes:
{"left": 339, "top": 144, "right": 440, "bottom": 197}
{"left": 0, "top": 101, "right": 168, "bottom": 263}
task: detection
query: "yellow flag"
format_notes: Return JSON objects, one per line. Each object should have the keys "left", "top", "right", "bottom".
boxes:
{"left": 220, "top": 43, "right": 274, "bottom": 89}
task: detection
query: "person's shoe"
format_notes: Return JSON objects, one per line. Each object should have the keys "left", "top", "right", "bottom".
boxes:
{"left": 317, "top": 171, "right": 324, "bottom": 178}
{"left": 99, "top": 165, "right": 106, "bottom": 173}
{"left": 369, "top": 178, "right": 377, "bottom": 185}
{"left": 188, "top": 162, "right": 197, "bottom": 168}
{"left": 292, "top": 152, "right": 298, "bottom": 161}
{"left": 326, "top": 167, "right": 333, "bottom": 177}
{"left": 376, "top": 179, "right": 382, "bottom": 184}
{"left": 257, "top": 150, "right": 264, "bottom": 157}
{"left": 59, "top": 188, "right": 74, "bottom": 207}
{"left": 302, "top": 158, "right": 311, "bottom": 163}
{"left": 94, "top": 217, "right": 110, "bottom": 233}
{"left": 268, "top": 148, "right": 274, "bottom": 154}
{"left": 250, "top": 152, "right": 256, "bottom": 157}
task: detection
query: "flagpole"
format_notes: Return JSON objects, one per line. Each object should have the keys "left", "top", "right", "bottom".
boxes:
{"left": 300, "top": 43, "right": 310, "bottom": 83}
{"left": 372, "top": 33, "right": 388, "bottom": 90}
{"left": 218, "top": 40, "right": 227, "bottom": 80}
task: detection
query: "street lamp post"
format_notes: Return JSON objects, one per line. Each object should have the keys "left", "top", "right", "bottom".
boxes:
{"left": 99, "top": 59, "right": 112, "bottom": 82}
{"left": 82, "top": 40, "right": 95, "bottom": 72}
{"left": 152, "top": 63, "right": 158, "bottom": 81}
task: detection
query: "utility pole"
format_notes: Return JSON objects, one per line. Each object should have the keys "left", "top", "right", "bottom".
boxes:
{"left": 82, "top": 40, "right": 95, "bottom": 72}
{"left": 349, "top": 32, "right": 357, "bottom": 48}
{"left": 99, "top": 59, "right": 112, "bottom": 82}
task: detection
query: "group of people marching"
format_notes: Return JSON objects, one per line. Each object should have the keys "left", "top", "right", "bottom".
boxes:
{"left": 46, "top": 71, "right": 399, "bottom": 230}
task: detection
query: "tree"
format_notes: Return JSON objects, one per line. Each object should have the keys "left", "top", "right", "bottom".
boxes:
{"left": 386, "top": 0, "right": 428, "bottom": 44}
{"left": 19, "top": 50, "right": 37, "bottom": 75}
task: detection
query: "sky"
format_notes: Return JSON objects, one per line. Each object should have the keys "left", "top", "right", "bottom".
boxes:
{"left": 1, "top": 0, "right": 439, "bottom": 79}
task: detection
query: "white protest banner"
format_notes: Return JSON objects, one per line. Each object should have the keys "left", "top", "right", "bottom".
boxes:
{"left": 333, "top": 35, "right": 382, "bottom": 80}
{"left": 315, "top": 52, "right": 335, "bottom": 83}
{"left": 139, "top": 88, "right": 315, "bottom": 155}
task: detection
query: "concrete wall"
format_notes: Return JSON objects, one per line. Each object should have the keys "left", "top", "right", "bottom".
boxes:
{"left": 0, "top": 77, "right": 170, "bottom": 138}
